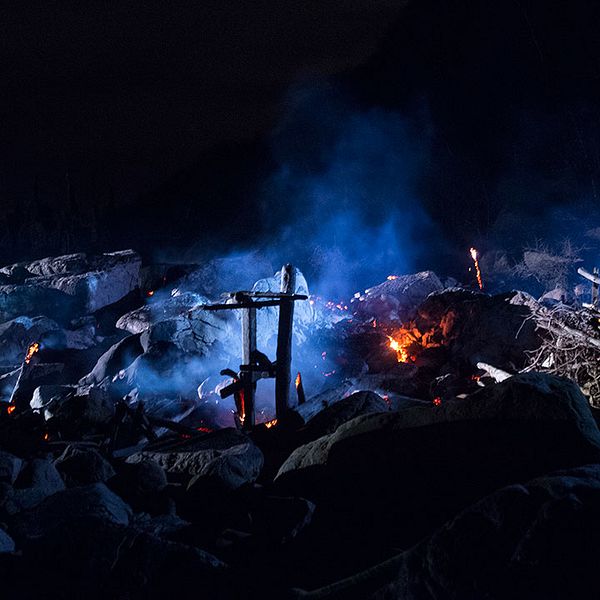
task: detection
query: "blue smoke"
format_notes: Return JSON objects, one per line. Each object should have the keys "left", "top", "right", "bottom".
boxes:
{"left": 257, "top": 84, "right": 444, "bottom": 300}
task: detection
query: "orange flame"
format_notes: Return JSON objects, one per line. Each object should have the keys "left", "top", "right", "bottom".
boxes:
{"left": 387, "top": 335, "right": 410, "bottom": 363}
{"left": 264, "top": 419, "right": 277, "bottom": 429}
{"left": 7, "top": 405, "right": 15, "bottom": 415}
{"left": 295, "top": 372, "right": 302, "bottom": 388}
{"left": 25, "top": 342, "right": 40, "bottom": 364}
{"left": 43, "top": 432, "right": 49, "bottom": 441}
{"left": 433, "top": 396, "right": 442, "bottom": 406}
{"left": 147, "top": 290, "right": 155, "bottom": 297}
{"left": 469, "top": 247, "right": 483, "bottom": 290}
{"left": 387, "top": 275, "right": 399, "bottom": 281}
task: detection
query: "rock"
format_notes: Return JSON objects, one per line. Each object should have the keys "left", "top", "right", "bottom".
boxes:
{"left": 18, "top": 516, "right": 228, "bottom": 599}
{"left": 0, "top": 316, "right": 61, "bottom": 366}
{"left": 276, "top": 373, "right": 600, "bottom": 555}
{"left": 116, "top": 291, "right": 211, "bottom": 335}
{"left": 409, "top": 288, "right": 542, "bottom": 371}
{"left": 24, "top": 253, "right": 88, "bottom": 277}
{"left": 353, "top": 271, "right": 444, "bottom": 322}
{"left": 368, "top": 464, "right": 600, "bottom": 600}
{"left": 30, "top": 385, "right": 75, "bottom": 420}
{"left": 0, "top": 284, "right": 76, "bottom": 324}
{"left": 252, "top": 267, "right": 315, "bottom": 346}
{"left": 51, "top": 387, "right": 115, "bottom": 434}
{"left": 109, "top": 460, "right": 169, "bottom": 514}
{"left": 79, "top": 333, "right": 144, "bottom": 387}
{"left": 10, "top": 483, "right": 131, "bottom": 541}
{"left": 2, "top": 459, "right": 66, "bottom": 516}
{"left": 0, "top": 528, "right": 14, "bottom": 553}
{"left": 128, "top": 428, "right": 263, "bottom": 491}
{"left": 0, "top": 368, "right": 19, "bottom": 402}
{"left": 9, "top": 363, "right": 65, "bottom": 411}
{"left": 23, "top": 250, "right": 141, "bottom": 314}
{"left": 302, "top": 390, "right": 389, "bottom": 440}
{"left": 54, "top": 446, "right": 115, "bottom": 486}
{"left": 0, "top": 452, "right": 22, "bottom": 484}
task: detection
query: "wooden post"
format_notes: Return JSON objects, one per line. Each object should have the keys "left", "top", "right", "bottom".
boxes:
{"left": 275, "top": 264, "right": 296, "bottom": 420}
{"left": 240, "top": 305, "right": 256, "bottom": 430}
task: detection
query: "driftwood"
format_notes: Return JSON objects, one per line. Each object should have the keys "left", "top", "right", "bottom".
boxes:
{"left": 520, "top": 303, "right": 600, "bottom": 407}
{"left": 476, "top": 362, "right": 512, "bottom": 383}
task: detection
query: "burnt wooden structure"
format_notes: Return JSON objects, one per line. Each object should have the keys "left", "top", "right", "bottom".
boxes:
{"left": 202, "top": 264, "right": 307, "bottom": 430}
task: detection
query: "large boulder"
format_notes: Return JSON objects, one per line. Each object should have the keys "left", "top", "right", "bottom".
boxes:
{"left": 0, "top": 284, "right": 76, "bottom": 324}
{"left": 54, "top": 446, "right": 116, "bottom": 486}
{"left": 276, "top": 373, "right": 600, "bottom": 558}
{"left": 0, "top": 316, "right": 61, "bottom": 366}
{"left": 353, "top": 271, "right": 444, "bottom": 322}
{"left": 127, "top": 428, "right": 263, "bottom": 491}
{"left": 25, "top": 250, "right": 141, "bottom": 314}
{"left": 9, "top": 483, "right": 131, "bottom": 541}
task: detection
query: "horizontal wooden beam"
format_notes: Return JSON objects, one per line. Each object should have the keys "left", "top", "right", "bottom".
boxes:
{"left": 578, "top": 267, "right": 600, "bottom": 285}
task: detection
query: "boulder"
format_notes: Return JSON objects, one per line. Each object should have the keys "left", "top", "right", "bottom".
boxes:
{"left": 353, "top": 271, "right": 444, "bottom": 322}
{"left": 25, "top": 250, "right": 141, "bottom": 314}
{"left": 9, "top": 483, "right": 131, "bottom": 541}
{"left": 370, "top": 465, "right": 600, "bottom": 600}
{"left": 302, "top": 390, "right": 389, "bottom": 440}
{"left": 17, "top": 516, "right": 228, "bottom": 599}
{"left": 128, "top": 428, "right": 263, "bottom": 491}
{"left": 10, "top": 363, "right": 65, "bottom": 411}
{"left": 30, "top": 385, "right": 75, "bottom": 420}
{"left": 78, "top": 333, "right": 144, "bottom": 387}
{"left": 0, "top": 528, "right": 14, "bottom": 553}
{"left": 54, "top": 446, "right": 116, "bottom": 486}
{"left": 276, "top": 373, "right": 600, "bottom": 555}
{"left": 0, "top": 316, "right": 61, "bottom": 366}
{"left": 1, "top": 459, "right": 66, "bottom": 516}
{"left": 0, "top": 284, "right": 76, "bottom": 324}
{"left": 0, "top": 452, "right": 22, "bottom": 484}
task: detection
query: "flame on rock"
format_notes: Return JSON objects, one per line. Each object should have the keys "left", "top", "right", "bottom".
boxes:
{"left": 295, "top": 372, "right": 302, "bottom": 388}
{"left": 25, "top": 342, "right": 40, "bottom": 364}
{"left": 7, "top": 405, "right": 15, "bottom": 415}
{"left": 264, "top": 419, "right": 277, "bottom": 429}
{"left": 387, "top": 335, "right": 410, "bottom": 363}
{"left": 469, "top": 247, "right": 483, "bottom": 290}
{"left": 387, "top": 275, "right": 399, "bottom": 281}
{"left": 147, "top": 290, "right": 155, "bottom": 297}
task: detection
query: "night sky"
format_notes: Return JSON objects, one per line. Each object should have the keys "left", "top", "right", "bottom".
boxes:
{"left": 2, "top": 1, "right": 600, "bottom": 277}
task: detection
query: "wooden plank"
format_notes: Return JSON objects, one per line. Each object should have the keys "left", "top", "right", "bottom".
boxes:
{"left": 240, "top": 306, "right": 257, "bottom": 430}
{"left": 578, "top": 267, "right": 600, "bottom": 285}
{"left": 275, "top": 264, "right": 296, "bottom": 419}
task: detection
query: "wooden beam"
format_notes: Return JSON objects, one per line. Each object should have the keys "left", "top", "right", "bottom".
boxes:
{"left": 240, "top": 306, "right": 257, "bottom": 430}
{"left": 275, "top": 264, "right": 296, "bottom": 419}
{"left": 578, "top": 267, "right": 600, "bottom": 285}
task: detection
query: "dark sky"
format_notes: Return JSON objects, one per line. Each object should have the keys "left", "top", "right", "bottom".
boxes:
{"left": 2, "top": 1, "right": 600, "bottom": 271}
{"left": 0, "top": 3, "right": 403, "bottom": 197}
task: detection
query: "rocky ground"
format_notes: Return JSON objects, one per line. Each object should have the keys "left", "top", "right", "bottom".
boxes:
{"left": 0, "top": 249, "right": 599, "bottom": 599}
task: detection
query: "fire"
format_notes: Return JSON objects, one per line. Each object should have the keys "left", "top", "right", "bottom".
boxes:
{"left": 25, "top": 342, "right": 40, "bottom": 364}
{"left": 264, "top": 419, "right": 277, "bottom": 429}
{"left": 147, "top": 290, "right": 155, "bottom": 297}
{"left": 295, "top": 372, "right": 302, "bottom": 388}
{"left": 469, "top": 247, "right": 483, "bottom": 290}
{"left": 7, "top": 405, "right": 15, "bottom": 415}
{"left": 433, "top": 396, "right": 442, "bottom": 406}
{"left": 387, "top": 275, "right": 399, "bottom": 281}
{"left": 43, "top": 432, "right": 49, "bottom": 441}
{"left": 388, "top": 335, "right": 410, "bottom": 363}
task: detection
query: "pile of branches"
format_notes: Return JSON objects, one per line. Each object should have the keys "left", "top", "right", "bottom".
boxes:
{"left": 521, "top": 303, "right": 600, "bottom": 407}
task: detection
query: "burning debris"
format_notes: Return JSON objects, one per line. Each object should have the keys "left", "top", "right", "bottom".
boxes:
{"left": 1, "top": 248, "right": 600, "bottom": 598}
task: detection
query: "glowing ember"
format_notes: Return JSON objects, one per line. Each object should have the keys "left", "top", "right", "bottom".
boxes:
{"left": 433, "top": 396, "right": 442, "bottom": 406}
{"left": 295, "top": 372, "right": 302, "bottom": 388}
{"left": 25, "top": 342, "right": 40, "bottom": 364}
{"left": 469, "top": 247, "right": 483, "bottom": 290}
{"left": 387, "top": 275, "right": 399, "bottom": 280}
{"left": 264, "top": 419, "right": 277, "bottom": 429}
{"left": 147, "top": 290, "right": 155, "bottom": 297}
{"left": 43, "top": 432, "right": 49, "bottom": 441}
{"left": 7, "top": 405, "right": 15, "bottom": 415}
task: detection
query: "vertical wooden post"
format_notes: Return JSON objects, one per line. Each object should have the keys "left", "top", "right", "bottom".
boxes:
{"left": 240, "top": 305, "right": 256, "bottom": 430}
{"left": 275, "top": 264, "right": 296, "bottom": 420}
{"left": 593, "top": 268, "right": 599, "bottom": 307}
